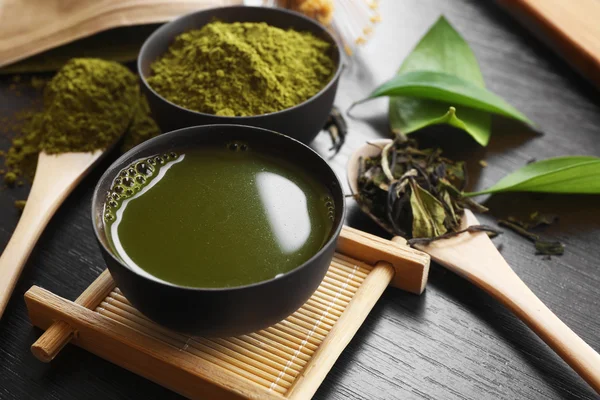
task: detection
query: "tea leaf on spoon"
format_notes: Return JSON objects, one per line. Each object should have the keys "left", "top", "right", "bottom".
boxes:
{"left": 409, "top": 180, "right": 448, "bottom": 238}
{"left": 465, "top": 156, "right": 600, "bottom": 196}
{"left": 389, "top": 16, "right": 492, "bottom": 145}
{"left": 355, "top": 136, "right": 493, "bottom": 240}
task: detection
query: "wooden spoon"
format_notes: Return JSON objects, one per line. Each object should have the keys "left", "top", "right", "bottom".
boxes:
{"left": 0, "top": 150, "right": 108, "bottom": 319}
{"left": 347, "top": 139, "right": 600, "bottom": 393}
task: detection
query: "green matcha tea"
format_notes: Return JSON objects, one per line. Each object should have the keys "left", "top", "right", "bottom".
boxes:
{"left": 103, "top": 145, "right": 335, "bottom": 288}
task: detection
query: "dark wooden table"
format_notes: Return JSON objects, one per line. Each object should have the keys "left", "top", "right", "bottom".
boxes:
{"left": 1, "top": 0, "right": 600, "bottom": 399}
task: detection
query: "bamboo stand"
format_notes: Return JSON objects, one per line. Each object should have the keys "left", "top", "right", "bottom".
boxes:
{"left": 26, "top": 226, "right": 430, "bottom": 400}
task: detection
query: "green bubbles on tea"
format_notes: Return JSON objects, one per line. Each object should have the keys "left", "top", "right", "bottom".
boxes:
{"left": 103, "top": 152, "right": 181, "bottom": 222}
{"left": 103, "top": 147, "right": 335, "bottom": 288}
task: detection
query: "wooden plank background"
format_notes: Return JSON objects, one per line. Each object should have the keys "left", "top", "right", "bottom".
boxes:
{"left": 1, "top": 0, "right": 599, "bottom": 399}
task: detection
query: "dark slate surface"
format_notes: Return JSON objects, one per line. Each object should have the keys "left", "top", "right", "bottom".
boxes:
{"left": 1, "top": 0, "right": 599, "bottom": 399}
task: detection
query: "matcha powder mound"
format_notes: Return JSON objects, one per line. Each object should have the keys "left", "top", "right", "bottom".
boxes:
{"left": 2, "top": 58, "right": 161, "bottom": 182}
{"left": 40, "top": 58, "right": 139, "bottom": 153}
{"left": 147, "top": 21, "right": 336, "bottom": 116}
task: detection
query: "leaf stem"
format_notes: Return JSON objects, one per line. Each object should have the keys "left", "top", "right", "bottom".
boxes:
{"left": 498, "top": 219, "right": 564, "bottom": 255}
{"left": 346, "top": 99, "right": 370, "bottom": 118}
{"left": 462, "top": 189, "right": 488, "bottom": 197}
{"left": 407, "top": 224, "right": 502, "bottom": 246}
{"left": 381, "top": 142, "right": 395, "bottom": 182}
{"left": 498, "top": 219, "right": 538, "bottom": 241}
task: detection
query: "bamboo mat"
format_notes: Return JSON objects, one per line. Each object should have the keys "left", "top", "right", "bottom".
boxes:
{"left": 25, "top": 227, "right": 430, "bottom": 399}
{"left": 95, "top": 254, "right": 372, "bottom": 396}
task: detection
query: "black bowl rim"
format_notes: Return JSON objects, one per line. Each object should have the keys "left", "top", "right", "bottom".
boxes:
{"left": 92, "top": 124, "right": 346, "bottom": 293}
{"left": 137, "top": 5, "right": 343, "bottom": 120}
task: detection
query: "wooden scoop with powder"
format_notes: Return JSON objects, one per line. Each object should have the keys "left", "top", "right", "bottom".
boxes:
{"left": 0, "top": 59, "right": 139, "bottom": 319}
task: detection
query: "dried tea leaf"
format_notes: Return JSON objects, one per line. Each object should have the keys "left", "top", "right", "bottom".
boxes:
{"left": 498, "top": 219, "right": 537, "bottom": 241}
{"left": 323, "top": 106, "right": 347, "bottom": 156}
{"left": 507, "top": 211, "right": 558, "bottom": 230}
{"left": 356, "top": 136, "right": 490, "bottom": 241}
{"left": 410, "top": 180, "right": 448, "bottom": 238}
{"left": 535, "top": 240, "right": 564, "bottom": 256}
{"left": 408, "top": 224, "right": 502, "bottom": 246}
{"left": 439, "top": 178, "right": 488, "bottom": 213}
{"left": 440, "top": 189, "right": 459, "bottom": 226}
{"left": 528, "top": 211, "right": 558, "bottom": 228}
{"left": 498, "top": 219, "right": 564, "bottom": 256}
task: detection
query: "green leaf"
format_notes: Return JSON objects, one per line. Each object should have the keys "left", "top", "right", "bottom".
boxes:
{"left": 382, "top": 16, "right": 533, "bottom": 145}
{"left": 410, "top": 181, "right": 448, "bottom": 238}
{"left": 397, "top": 16, "right": 484, "bottom": 84}
{"left": 389, "top": 16, "right": 491, "bottom": 144}
{"left": 465, "top": 156, "right": 600, "bottom": 196}
{"left": 390, "top": 100, "right": 491, "bottom": 145}
{"left": 366, "top": 70, "right": 533, "bottom": 126}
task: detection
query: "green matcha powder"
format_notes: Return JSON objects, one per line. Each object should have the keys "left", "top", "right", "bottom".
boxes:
{"left": 2, "top": 58, "right": 161, "bottom": 184}
{"left": 147, "top": 21, "right": 335, "bottom": 117}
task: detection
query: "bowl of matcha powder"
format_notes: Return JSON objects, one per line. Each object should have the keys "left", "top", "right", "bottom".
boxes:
{"left": 138, "top": 6, "right": 342, "bottom": 144}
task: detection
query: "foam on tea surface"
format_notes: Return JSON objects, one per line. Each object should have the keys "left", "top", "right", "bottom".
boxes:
{"left": 103, "top": 143, "right": 334, "bottom": 288}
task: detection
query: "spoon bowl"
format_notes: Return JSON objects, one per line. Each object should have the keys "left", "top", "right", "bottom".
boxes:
{"left": 347, "top": 139, "right": 397, "bottom": 234}
{"left": 347, "top": 139, "right": 600, "bottom": 393}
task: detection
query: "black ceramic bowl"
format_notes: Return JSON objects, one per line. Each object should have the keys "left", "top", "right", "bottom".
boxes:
{"left": 138, "top": 6, "right": 343, "bottom": 144}
{"left": 92, "top": 125, "right": 345, "bottom": 337}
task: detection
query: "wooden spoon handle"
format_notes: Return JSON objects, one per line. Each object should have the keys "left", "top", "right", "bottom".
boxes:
{"left": 491, "top": 267, "right": 600, "bottom": 393}
{"left": 419, "top": 210, "right": 600, "bottom": 393}
{"left": 0, "top": 179, "right": 66, "bottom": 318}
{"left": 0, "top": 152, "right": 102, "bottom": 319}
